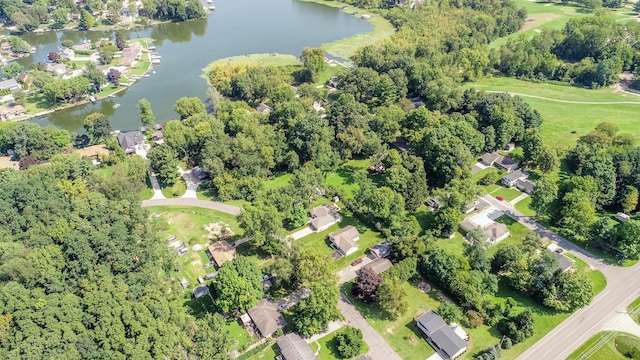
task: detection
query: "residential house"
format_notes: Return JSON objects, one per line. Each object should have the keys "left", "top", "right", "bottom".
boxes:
{"left": 74, "top": 144, "right": 109, "bottom": 164}
{"left": 247, "top": 298, "right": 287, "bottom": 338}
{"left": 416, "top": 310, "right": 467, "bottom": 360}
{"left": 277, "top": 333, "right": 318, "bottom": 360}
{"left": 0, "top": 79, "right": 20, "bottom": 92}
{"left": 151, "top": 131, "right": 164, "bottom": 142}
{"left": 502, "top": 169, "right": 528, "bottom": 187}
{"left": 59, "top": 48, "right": 75, "bottom": 60}
{"left": 72, "top": 42, "right": 92, "bottom": 52}
{"left": 329, "top": 226, "right": 360, "bottom": 256}
{"left": 459, "top": 218, "right": 510, "bottom": 245}
{"left": 554, "top": 252, "right": 575, "bottom": 273}
{"left": 116, "top": 131, "right": 144, "bottom": 154}
{"left": 46, "top": 63, "right": 68, "bottom": 76}
{"left": 207, "top": 240, "right": 237, "bottom": 268}
{"left": 369, "top": 241, "right": 390, "bottom": 258}
{"left": 463, "top": 199, "right": 490, "bottom": 214}
{"left": 17, "top": 72, "right": 31, "bottom": 85}
{"left": 616, "top": 212, "right": 630, "bottom": 222}
{"left": 0, "top": 104, "right": 26, "bottom": 120}
{"left": 515, "top": 178, "right": 536, "bottom": 194}
{"left": 122, "top": 42, "right": 142, "bottom": 61}
{"left": 256, "top": 103, "right": 271, "bottom": 114}
{"left": 61, "top": 69, "right": 84, "bottom": 80}
{"left": 0, "top": 42, "right": 10, "bottom": 51}
{"left": 308, "top": 204, "right": 341, "bottom": 231}
{"left": 362, "top": 257, "right": 393, "bottom": 275}
{"left": 480, "top": 151, "right": 519, "bottom": 172}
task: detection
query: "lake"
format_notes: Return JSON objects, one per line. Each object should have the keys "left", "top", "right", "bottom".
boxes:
{"left": 21, "top": 0, "right": 372, "bottom": 132}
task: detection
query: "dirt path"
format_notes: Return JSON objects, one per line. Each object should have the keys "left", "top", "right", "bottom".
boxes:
{"left": 484, "top": 90, "right": 640, "bottom": 105}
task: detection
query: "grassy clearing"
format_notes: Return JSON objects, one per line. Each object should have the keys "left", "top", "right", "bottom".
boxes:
{"left": 244, "top": 343, "right": 278, "bottom": 360}
{"left": 567, "top": 331, "right": 640, "bottom": 360}
{"left": 227, "top": 320, "right": 259, "bottom": 351}
{"left": 514, "top": 196, "right": 536, "bottom": 217}
{"left": 466, "top": 77, "right": 640, "bottom": 148}
{"left": 326, "top": 159, "right": 371, "bottom": 198}
{"left": 295, "top": 206, "right": 385, "bottom": 269}
{"left": 147, "top": 206, "right": 242, "bottom": 284}
{"left": 299, "top": 0, "right": 396, "bottom": 61}
{"left": 263, "top": 173, "right": 293, "bottom": 191}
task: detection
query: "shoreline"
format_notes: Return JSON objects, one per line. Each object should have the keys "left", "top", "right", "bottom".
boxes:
{"left": 201, "top": 0, "right": 395, "bottom": 80}
{"left": 297, "top": 0, "right": 395, "bottom": 61}
{"left": 15, "top": 39, "right": 154, "bottom": 124}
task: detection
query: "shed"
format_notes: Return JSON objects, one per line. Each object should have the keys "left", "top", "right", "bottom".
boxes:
{"left": 256, "top": 103, "right": 271, "bottom": 114}
{"left": 192, "top": 285, "right": 209, "bottom": 299}
{"left": 616, "top": 212, "right": 630, "bottom": 222}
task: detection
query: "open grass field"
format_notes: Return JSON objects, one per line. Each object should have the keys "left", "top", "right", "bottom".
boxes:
{"left": 567, "top": 254, "right": 607, "bottom": 294}
{"left": 299, "top": 0, "right": 396, "bottom": 61}
{"left": 466, "top": 77, "right": 640, "bottom": 148}
{"left": 314, "top": 331, "right": 369, "bottom": 360}
{"left": 490, "top": 0, "right": 636, "bottom": 48}
{"left": 244, "top": 343, "right": 278, "bottom": 360}
{"left": 490, "top": 186, "right": 523, "bottom": 202}
{"left": 568, "top": 331, "right": 640, "bottom": 360}
{"left": 326, "top": 159, "right": 371, "bottom": 198}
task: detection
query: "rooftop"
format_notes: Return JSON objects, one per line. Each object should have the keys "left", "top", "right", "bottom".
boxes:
{"left": 207, "top": 240, "right": 237, "bottom": 268}
{"left": 362, "top": 257, "right": 393, "bottom": 275}
{"left": 503, "top": 169, "right": 528, "bottom": 183}
{"left": 329, "top": 226, "right": 360, "bottom": 254}
{"left": 416, "top": 310, "right": 467, "bottom": 359}
{"left": 248, "top": 298, "right": 287, "bottom": 337}
{"left": 277, "top": 333, "right": 318, "bottom": 360}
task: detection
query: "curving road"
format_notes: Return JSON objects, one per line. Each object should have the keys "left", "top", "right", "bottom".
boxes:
{"left": 141, "top": 198, "right": 242, "bottom": 216}
{"left": 479, "top": 195, "right": 640, "bottom": 360}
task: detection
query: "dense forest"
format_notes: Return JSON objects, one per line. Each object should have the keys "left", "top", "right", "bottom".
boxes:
{"left": 0, "top": 0, "right": 206, "bottom": 31}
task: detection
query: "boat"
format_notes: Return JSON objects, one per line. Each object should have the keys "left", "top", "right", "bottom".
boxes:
{"left": 113, "top": 103, "right": 121, "bottom": 109}
{"left": 108, "top": 94, "right": 115, "bottom": 98}
{"left": 152, "top": 59, "right": 161, "bottom": 65}
{"left": 89, "top": 96, "right": 96, "bottom": 102}
{"left": 208, "top": 5, "right": 215, "bottom": 10}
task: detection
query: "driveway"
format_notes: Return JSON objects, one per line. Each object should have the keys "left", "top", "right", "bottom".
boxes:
{"left": 290, "top": 225, "right": 314, "bottom": 240}
{"left": 336, "top": 256, "right": 374, "bottom": 284}
{"left": 338, "top": 295, "right": 402, "bottom": 360}
{"left": 141, "top": 198, "right": 241, "bottom": 216}
{"left": 148, "top": 171, "right": 165, "bottom": 200}
{"left": 426, "top": 352, "right": 444, "bottom": 360}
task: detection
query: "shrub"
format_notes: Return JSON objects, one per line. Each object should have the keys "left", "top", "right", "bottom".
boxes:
{"left": 438, "top": 302, "right": 463, "bottom": 324}
{"left": 464, "top": 310, "right": 484, "bottom": 328}
{"left": 501, "top": 337, "right": 512, "bottom": 349}
{"left": 334, "top": 326, "right": 364, "bottom": 359}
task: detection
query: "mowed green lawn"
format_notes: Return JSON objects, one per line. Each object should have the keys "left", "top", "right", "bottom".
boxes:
{"left": 568, "top": 331, "right": 640, "bottom": 360}
{"left": 466, "top": 77, "right": 640, "bottom": 148}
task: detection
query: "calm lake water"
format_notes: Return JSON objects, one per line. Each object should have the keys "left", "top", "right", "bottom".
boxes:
{"left": 22, "top": 0, "right": 372, "bottom": 132}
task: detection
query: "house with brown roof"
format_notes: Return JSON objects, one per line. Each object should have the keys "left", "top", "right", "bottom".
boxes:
{"left": 362, "top": 257, "right": 393, "bottom": 275}
{"left": 329, "top": 226, "right": 360, "bottom": 256}
{"left": 309, "top": 204, "right": 341, "bottom": 231}
{"left": 480, "top": 152, "right": 519, "bottom": 172}
{"left": 247, "top": 298, "right": 287, "bottom": 338}
{"left": 459, "top": 218, "right": 510, "bottom": 245}
{"left": 207, "top": 240, "right": 237, "bottom": 268}
{"left": 122, "top": 42, "right": 142, "bottom": 61}
{"left": 277, "top": 333, "right": 318, "bottom": 360}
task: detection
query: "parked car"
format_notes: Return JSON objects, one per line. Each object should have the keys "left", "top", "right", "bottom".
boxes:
{"left": 496, "top": 196, "right": 505, "bottom": 201}
{"left": 556, "top": 248, "right": 564, "bottom": 254}
{"left": 351, "top": 258, "right": 363, "bottom": 266}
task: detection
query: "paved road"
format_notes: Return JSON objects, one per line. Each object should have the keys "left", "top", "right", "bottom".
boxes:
{"left": 338, "top": 296, "right": 402, "bottom": 360}
{"left": 477, "top": 195, "right": 640, "bottom": 359}
{"left": 141, "top": 198, "right": 242, "bottom": 216}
